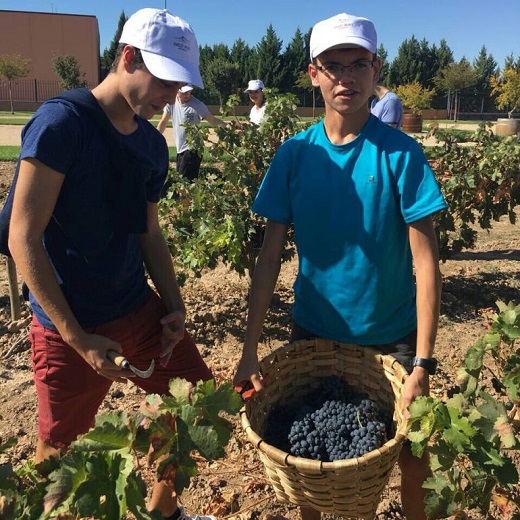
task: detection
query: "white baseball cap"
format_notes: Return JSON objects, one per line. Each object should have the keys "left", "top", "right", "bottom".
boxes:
{"left": 309, "top": 13, "right": 377, "bottom": 59}
{"left": 244, "top": 79, "right": 265, "bottom": 92}
{"left": 120, "top": 8, "right": 204, "bottom": 88}
{"left": 179, "top": 85, "right": 194, "bottom": 93}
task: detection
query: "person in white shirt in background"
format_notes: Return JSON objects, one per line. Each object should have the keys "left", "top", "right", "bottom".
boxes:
{"left": 244, "top": 79, "right": 267, "bottom": 124}
{"left": 157, "top": 85, "right": 224, "bottom": 182}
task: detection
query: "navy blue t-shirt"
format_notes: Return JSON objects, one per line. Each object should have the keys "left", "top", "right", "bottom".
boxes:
{"left": 20, "top": 91, "right": 169, "bottom": 329}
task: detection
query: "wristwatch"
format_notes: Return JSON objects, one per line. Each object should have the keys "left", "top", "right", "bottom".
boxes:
{"left": 412, "top": 356, "right": 438, "bottom": 375}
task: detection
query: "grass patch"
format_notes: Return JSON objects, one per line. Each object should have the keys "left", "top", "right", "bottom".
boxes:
{"left": 0, "top": 116, "right": 31, "bottom": 125}
{"left": 434, "top": 128, "right": 476, "bottom": 142}
{"left": 0, "top": 146, "right": 20, "bottom": 161}
{"left": 0, "top": 146, "right": 218, "bottom": 164}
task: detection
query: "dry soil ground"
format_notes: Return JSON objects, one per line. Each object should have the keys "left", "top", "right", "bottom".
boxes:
{"left": 0, "top": 159, "right": 519, "bottom": 519}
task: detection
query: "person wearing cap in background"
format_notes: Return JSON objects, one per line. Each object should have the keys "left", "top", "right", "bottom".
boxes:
{"left": 234, "top": 12, "right": 446, "bottom": 520}
{"left": 157, "top": 84, "right": 224, "bottom": 183}
{"left": 244, "top": 79, "right": 267, "bottom": 124}
{"left": 371, "top": 82, "right": 404, "bottom": 128}
{"left": 8, "top": 8, "right": 216, "bottom": 520}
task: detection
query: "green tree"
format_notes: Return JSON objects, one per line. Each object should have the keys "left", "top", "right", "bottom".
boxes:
{"left": 491, "top": 68, "right": 520, "bottom": 118}
{"left": 388, "top": 35, "right": 425, "bottom": 86}
{"left": 435, "top": 39, "right": 455, "bottom": 70}
{"left": 428, "top": 38, "right": 457, "bottom": 88}
{"left": 376, "top": 44, "right": 390, "bottom": 85}
{"left": 230, "top": 38, "right": 252, "bottom": 91}
{"left": 280, "top": 28, "right": 307, "bottom": 99}
{"left": 295, "top": 69, "right": 316, "bottom": 115}
{"left": 199, "top": 44, "right": 232, "bottom": 105}
{"left": 434, "top": 59, "right": 477, "bottom": 120}
{"left": 52, "top": 55, "right": 87, "bottom": 91}
{"left": 203, "top": 57, "right": 241, "bottom": 108}
{"left": 395, "top": 81, "right": 435, "bottom": 115}
{"left": 389, "top": 37, "right": 450, "bottom": 90}
{"left": 0, "top": 53, "right": 31, "bottom": 114}
{"left": 255, "top": 24, "right": 283, "bottom": 89}
{"left": 100, "top": 10, "right": 126, "bottom": 78}
{"left": 418, "top": 37, "right": 439, "bottom": 87}
{"left": 503, "top": 53, "right": 520, "bottom": 73}
{"left": 472, "top": 46, "right": 498, "bottom": 113}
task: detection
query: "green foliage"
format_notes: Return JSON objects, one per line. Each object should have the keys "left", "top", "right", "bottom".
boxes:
{"left": 434, "top": 59, "right": 477, "bottom": 120}
{"left": 52, "top": 55, "right": 87, "bottom": 91}
{"left": 203, "top": 57, "right": 242, "bottom": 107}
{"left": 254, "top": 25, "right": 284, "bottom": 88}
{"left": 491, "top": 68, "right": 520, "bottom": 118}
{"left": 472, "top": 46, "right": 499, "bottom": 113}
{"left": 279, "top": 28, "right": 308, "bottom": 95}
{"left": 100, "top": 11, "right": 127, "bottom": 77}
{"left": 0, "top": 53, "right": 31, "bottom": 114}
{"left": 395, "top": 81, "right": 436, "bottom": 115}
{"left": 377, "top": 44, "right": 390, "bottom": 85}
{"left": 407, "top": 301, "right": 520, "bottom": 519}
{"left": 0, "top": 379, "right": 242, "bottom": 519}
{"left": 435, "top": 60, "right": 477, "bottom": 94}
{"left": 0, "top": 54, "right": 31, "bottom": 82}
{"left": 159, "top": 91, "right": 302, "bottom": 281}
{"left": 388, "top": 36, "right": 450, "bottom": 89}
{"left": 425, "top": 123, "right": 520, "bottom": 260}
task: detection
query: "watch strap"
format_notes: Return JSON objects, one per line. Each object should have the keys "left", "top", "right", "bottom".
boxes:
{"left": 412, "top": 356, "right": 438, "bottom": 375}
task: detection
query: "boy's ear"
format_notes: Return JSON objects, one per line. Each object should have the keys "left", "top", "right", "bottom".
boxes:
{"left": 122, "top": 45, "right": 138, "bottom": 71}
{"left": 373, "top": 57, "right": 382, "bottom": 83}
{"left": 308, "top": 63, "right": 320, "bottom": 88}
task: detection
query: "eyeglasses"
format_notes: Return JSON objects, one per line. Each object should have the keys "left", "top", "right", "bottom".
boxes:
{"left": 315, "top": 59, "right": 374, "bottom": 79}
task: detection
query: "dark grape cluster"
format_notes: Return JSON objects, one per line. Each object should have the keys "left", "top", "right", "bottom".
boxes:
{"left": 263, "top": 376, "right": 391, "bottom": 462}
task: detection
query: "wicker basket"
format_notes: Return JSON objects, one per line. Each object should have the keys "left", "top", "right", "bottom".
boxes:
{"left": 240, "top": 338, "right": 409, "bottom": 519}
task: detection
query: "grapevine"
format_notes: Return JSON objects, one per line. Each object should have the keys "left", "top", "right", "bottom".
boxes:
{"left": 425, "top": 125, "right": 520, "bottom": 261}
{"left": 0, "top": 379, "right": 243, "bottom": 519}
{"left": 407, "top": 301, "right": 520, "bottom": 519}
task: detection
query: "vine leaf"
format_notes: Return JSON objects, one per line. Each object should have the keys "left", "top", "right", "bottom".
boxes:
{"left": 71, "top": 412, "right": 134, "bottom": 452}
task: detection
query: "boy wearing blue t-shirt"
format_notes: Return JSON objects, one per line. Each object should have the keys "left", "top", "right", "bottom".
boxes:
{"left": 9, "top": 9, "right": 215, "bottom": 520}
{"left": 234, "top": 12, "right": 446, "bottom": 520}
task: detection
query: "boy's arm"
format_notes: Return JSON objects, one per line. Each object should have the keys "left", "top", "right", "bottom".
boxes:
{"left": 157, "top": 109, "right": 171, "bottom": 134}
{"left": 9, "top": 158, "right": 125, "bottom": 378}
{"left": 406, "top": 215, "right": 442, "bottom": 402}
{"left": 138, "top": 202, "right": 186, "bottom": 366}
{"left": 203, "top": 113, "right": 225, "bottom": 126}
{"left": 233, "top": 219, "right": 288, "bottom": 389}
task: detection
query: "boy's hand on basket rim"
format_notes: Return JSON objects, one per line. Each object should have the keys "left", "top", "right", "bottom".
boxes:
{"left": 233, "top": 355, "right": 267, "bottom": 400}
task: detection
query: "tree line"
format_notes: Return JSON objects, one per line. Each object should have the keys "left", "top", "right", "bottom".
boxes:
{"left": 99, "top": 11, "right": 519, "bottom": 114}
{"left": 2, "top": 10, "right": 518, "bottom": 116}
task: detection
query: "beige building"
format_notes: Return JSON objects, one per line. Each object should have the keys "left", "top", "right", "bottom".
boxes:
{"left": 0, "top": 10, "right": 99, "bottom": 110}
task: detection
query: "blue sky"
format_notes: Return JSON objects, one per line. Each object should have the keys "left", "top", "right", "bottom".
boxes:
{"left": 1, "top": 0, "right": 518, "bottom": 67}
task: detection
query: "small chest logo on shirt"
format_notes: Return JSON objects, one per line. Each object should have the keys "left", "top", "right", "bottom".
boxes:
{"left": 367, "top": 175, "right": 376, "bottom": 184}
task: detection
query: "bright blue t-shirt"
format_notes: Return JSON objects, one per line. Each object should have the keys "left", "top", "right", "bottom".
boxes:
{"left": 20, "top": 91, "right": 169, "bottom": 329}
{"left": 253, "top": 115, "right": 446, "bottom": 345}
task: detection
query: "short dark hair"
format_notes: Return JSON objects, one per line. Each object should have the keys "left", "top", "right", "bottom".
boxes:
{"left": 110, "top": 43, "right": 146, "bottom": 72}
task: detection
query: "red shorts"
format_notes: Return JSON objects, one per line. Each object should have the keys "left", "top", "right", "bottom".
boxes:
{"left": 30, "top": 292, "right": 213, "bottom": 448}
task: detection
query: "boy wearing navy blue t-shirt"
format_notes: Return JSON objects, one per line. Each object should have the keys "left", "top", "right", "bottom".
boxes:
{"left": 234, "top": 12, "right": 446, "bottom": 520}
{"left": 9, "top": 8, "right": 215, "bottom": 520}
